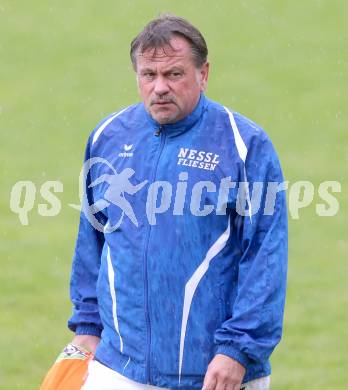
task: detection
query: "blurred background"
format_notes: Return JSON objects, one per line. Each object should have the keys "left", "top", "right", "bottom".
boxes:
{"left": 0, "top": 1, "right": 347, "bottom": 388}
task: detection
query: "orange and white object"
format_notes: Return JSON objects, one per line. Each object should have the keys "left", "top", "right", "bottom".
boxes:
{"left": 40, "top": 344, "right": 93, "bottom": 390}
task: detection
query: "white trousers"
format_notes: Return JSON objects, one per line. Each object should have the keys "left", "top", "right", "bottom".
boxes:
{"left": 82, "top": 360, "right": 270, "bottom": 390}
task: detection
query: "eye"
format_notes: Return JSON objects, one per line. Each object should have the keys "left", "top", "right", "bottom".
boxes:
{"left": 142, "top": 71, "right": 156, "bottom": 81}
{"left": 169, "top": 71, "right": 183, "bottom": 79}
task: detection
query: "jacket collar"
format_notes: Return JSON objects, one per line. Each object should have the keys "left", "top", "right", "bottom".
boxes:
{"left": 143, "top": 93, "right": 207, "bottom": 137}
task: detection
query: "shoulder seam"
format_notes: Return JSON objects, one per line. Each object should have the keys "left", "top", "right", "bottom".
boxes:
{"left": 223, "top": 106, "right": 248, "bottom": 163}
{"left": 223, "top": 106, "right": 253, "bottom": 221}
{"left": 92, "top": 106, "right": 131, "bottom": 146}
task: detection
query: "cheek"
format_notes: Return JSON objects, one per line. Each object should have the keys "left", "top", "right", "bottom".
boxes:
{"left": 176, "top": 80, "right": 200, "bottom": 100}
{"left": 138, "top": 82, "right": 152, "bottom": 99}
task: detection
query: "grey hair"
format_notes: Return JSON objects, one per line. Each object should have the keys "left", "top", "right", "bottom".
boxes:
{"left": 130, "top": 14, "right": 208, "bottom": 70}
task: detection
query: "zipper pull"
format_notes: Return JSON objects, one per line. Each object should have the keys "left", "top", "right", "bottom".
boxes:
{"left": 154, "top": 126, "right": 163, "bottom": 137}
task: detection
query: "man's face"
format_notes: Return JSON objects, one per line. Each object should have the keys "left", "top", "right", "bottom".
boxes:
{"left": 136, "top": 36, "right": 209, "bottom": 125}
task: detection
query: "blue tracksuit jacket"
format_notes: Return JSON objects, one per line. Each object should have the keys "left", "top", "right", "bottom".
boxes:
{"left": 68, "top": 93, "right": 288, "bottom": 389}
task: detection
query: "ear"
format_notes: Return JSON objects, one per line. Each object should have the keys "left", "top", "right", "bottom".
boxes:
{"left": 199, "top": 61, "right": 210, "bottom": 91}
{"left": 136, "top": 74, "right": 141, "bottom": 95}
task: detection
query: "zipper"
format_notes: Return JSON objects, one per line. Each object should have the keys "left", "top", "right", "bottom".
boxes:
{"left": 143, "top": 125, "right": 165, "bottom": 383}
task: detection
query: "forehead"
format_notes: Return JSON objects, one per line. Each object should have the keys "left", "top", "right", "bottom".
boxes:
{"left": 136, "top": 36, "right": 194, "bottom": 70}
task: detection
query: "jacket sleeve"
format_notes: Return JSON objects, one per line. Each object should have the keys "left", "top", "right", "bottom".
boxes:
{"left": 67, "top": 136, "right": 105, "bottom": 337}
{"left": 214, "top": 131, "right": 288, "bottom": 368}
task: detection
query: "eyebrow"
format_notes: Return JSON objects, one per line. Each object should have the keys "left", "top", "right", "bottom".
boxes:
{"left": 140, "top": 67, "right": 156, "bottom": 73}
{"left": 139, "top": 66, "right": 184, "bottom": 74}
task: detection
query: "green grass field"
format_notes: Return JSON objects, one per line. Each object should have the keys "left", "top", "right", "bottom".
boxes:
{"left": 1, "top": 1, "right": 347, "bottom": 388}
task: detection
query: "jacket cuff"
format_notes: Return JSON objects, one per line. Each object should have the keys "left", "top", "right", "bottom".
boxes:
{"left": 215, "top": 344, "right": 251, "bottom": 369}
{"left": 75, "top": 324, "right": 102, "bottom": 337}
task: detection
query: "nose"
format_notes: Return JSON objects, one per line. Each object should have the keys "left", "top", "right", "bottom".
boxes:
{"left": 154, "top": 75, "right": 170, "bottom": 96}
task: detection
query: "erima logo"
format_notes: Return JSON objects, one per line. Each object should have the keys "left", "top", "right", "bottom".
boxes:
{"left": 119, "top": 144, "right": 134, "bottom": 157}
{"left": 177, "top": 147, "right": 220, "bottom": 171}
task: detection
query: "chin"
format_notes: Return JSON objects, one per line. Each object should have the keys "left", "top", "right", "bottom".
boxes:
{"left": 156, "top": 117, "right": 171, "bottom": 125}
{"left": 152, "top": 111, "right": 179, "bottom": 125}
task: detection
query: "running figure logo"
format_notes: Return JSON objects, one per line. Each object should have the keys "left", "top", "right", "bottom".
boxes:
{"left": 81, "top": 157, "right": 147, "bottom": 232}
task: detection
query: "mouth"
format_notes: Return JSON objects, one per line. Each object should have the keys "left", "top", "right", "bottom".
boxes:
{"left": 151, "top": 99, "right": 175, "bottom": 106}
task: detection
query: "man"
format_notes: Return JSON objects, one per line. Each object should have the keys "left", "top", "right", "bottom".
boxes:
{"left": 65, "top": 14, "right": 287, "bottom": 390}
